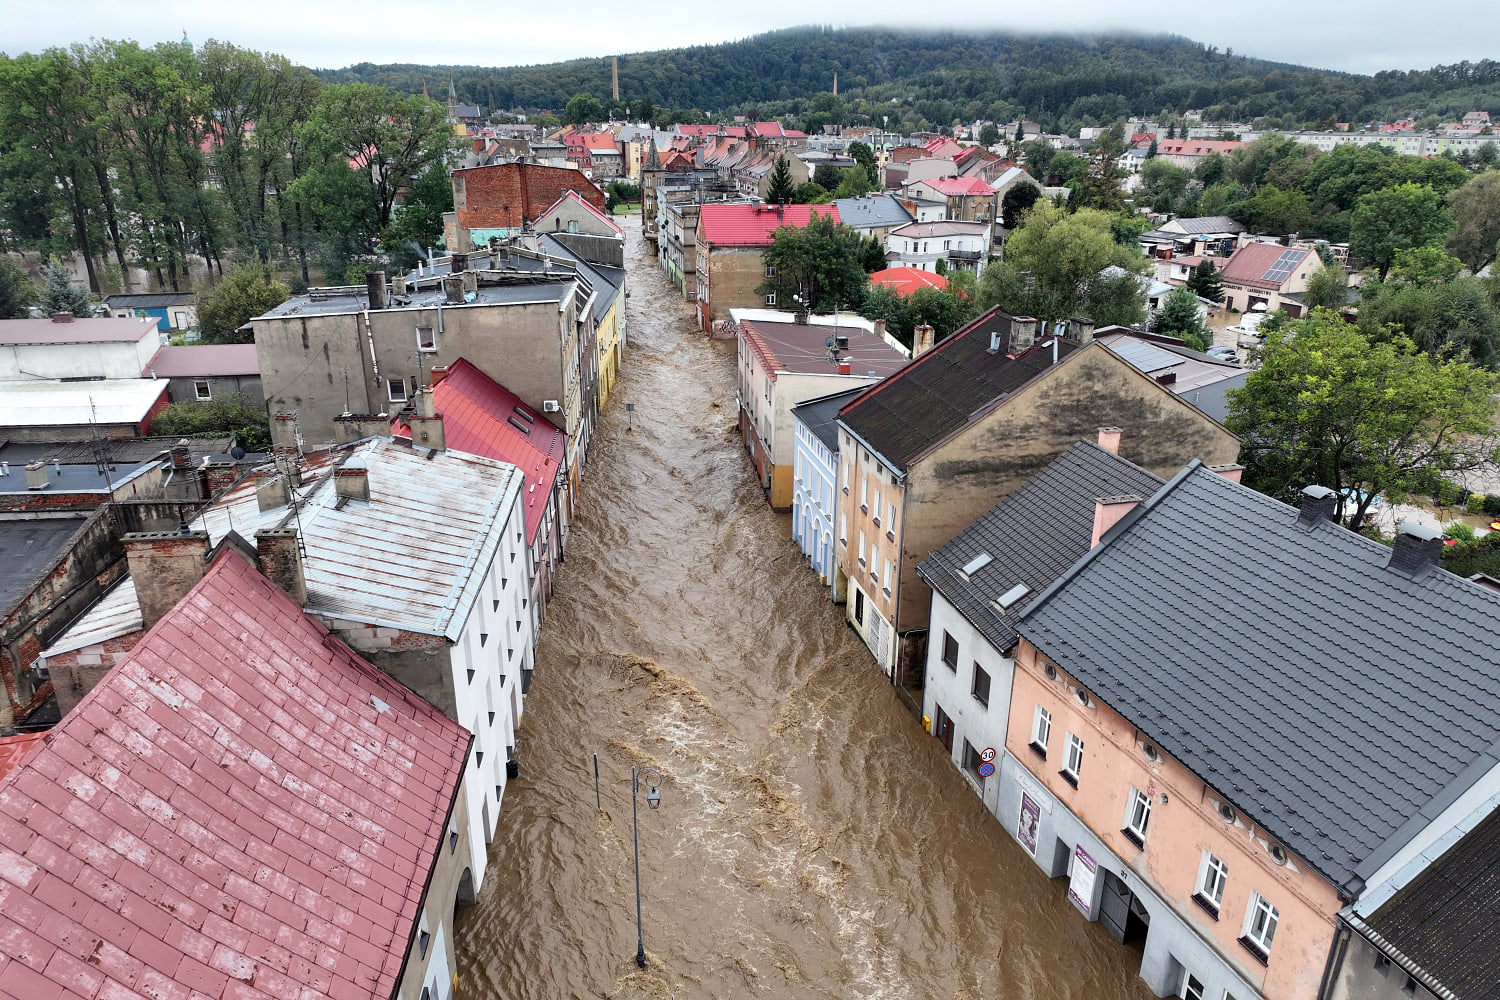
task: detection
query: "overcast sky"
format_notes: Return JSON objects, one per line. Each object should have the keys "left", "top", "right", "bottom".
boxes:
{"left": 5, "top": 1, "right": 1494, "bottom": 78}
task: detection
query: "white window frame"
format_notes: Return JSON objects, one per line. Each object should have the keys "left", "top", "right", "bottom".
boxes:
{"left": 1029, "top": 705, "right": 1051, "bottom": 754}
{"left": 887, "top": 501, "right": 896, "bottom": 534}
{"left": 839, "top": 512, "right": 847, "bottom": 545}
{"left": 857, "top": 530, "right": 866, "bottom": 566}
{"left": 882, "top": 557, "right": 893, "bottom": 596}
{"left": 841, "top": 460, "right": 849, "bottom": 492}
{"left": 764, "top": 264, "right": 777, "bottom": 277}
{"left": 1195, "top": 852, "right": 1228, "bottom": 912}
{"left": 387, "top": 378, "right": 408, "bottom": 403}
{"left": 765, "top": 291, "right": 777, "bottom": 306}
{"left": 859, "top": 476, "right": 868, "bottom": 510}
{"left": 1182, "top": 973, "right": 1206, "bottom": 1000}
{"left": 417, "top": 325, "right": 436, "bottom": 352}
{"left": 193, "top": 379, "right": 212, "bottom": 401}
{"left": 1242, "top": 893, "right": 1278, "bottom": 956}
{"left": 1124, "top": 786, "right": 1152, "bottom": 843}
{"left": 1062, "top": 732, "right": 1083, "bottom": 781}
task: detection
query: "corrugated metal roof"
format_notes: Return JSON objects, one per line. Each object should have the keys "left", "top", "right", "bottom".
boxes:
{"left": 43, "top": 576, "right": 142, "bottom": 655}
{"left": 0, "top": 379, "right": 168, "bottom": 427}
{"left": 0, "top": 315, "right": 158, "bottom": 345}
{"left": 699, "top": 203, "right": 841, "bottom": 247}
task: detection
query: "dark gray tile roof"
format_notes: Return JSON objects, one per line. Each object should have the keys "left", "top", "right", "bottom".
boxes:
{"left": 1367, "top": 805, "right": 1500, "bottom": 997}
{"left": 791, "top": 386, "right": 868, "bottom": 453}
{"left": 1180, "top": 370, "right": 1250, "bottom": 424}
{"left": 1022, "top": 463, "right": 1500, "bottom": 890}
{"left": 0, "top": 516, "right": 87, "bottom": 611}
{"left": 832, "top": 194, "right": 914, "bottom": 229}
{"left": 102, "top": 292, "right": 194, "bottom": 308}
{"left": 838, "top": 308, "right": 1080, "bottom": 471}
{"left": 918, "top": 441, "right": 1164, "bottom": 654}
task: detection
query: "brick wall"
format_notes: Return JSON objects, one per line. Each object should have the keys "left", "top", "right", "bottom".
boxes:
{"left": 453, "top": 163, "right": 606, "bottom": 231}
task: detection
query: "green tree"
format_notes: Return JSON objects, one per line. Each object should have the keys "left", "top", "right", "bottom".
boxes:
{"left": 1302, "top": 262, "right": 1351, "bottom": 312}
{"left": 1185, "top": 260, "right": 1225, "bottom": 303}
{"left": 860, "top": 235, "right": 887, "bottom": 273}
{"left": 196, "top": 263, "right": 289, "bottom": 344}
{"left": 1227, "top": 312, "right": 1500, "bottom": 527}
{"left": 40, "top": 258, "right": 92, "bottom": 317}
{"left": 858, "top": 282, "right": 913, "bottom": 343}
{"left": 1020, "top": 139, "right": 1055, "bottom": 181}
{"left": 981, "top": 200, "right": 1146, "bottom": 325}
{"left": 1238, "top": 185, "right": 1312, "bottom": 234}
{"left": 766, "top": 155, "right": 795, "bottom": 204}
{"left": 1358, "top": 253, "right": 1500, "bottom": 367}
{"left": 1138, "top": 158, "right": 1191, "bottom": 213}
{"left": 813, "top": 163, "right": 843, "bottom": 191}
{"left": 1154, "top": 285, "right": 1209, "bottom": 349}
{"left": 978, "top": 123, "right": 1001, "bottom": 147}
{"left": 1000, "top": 183, "right": 1041, "bottom": 229}
{"left": 756, "top": 211, "right": 866, "bottom": 313}
{"left": 564, "top": 92, "right": 604, "bottom": 124}
{"left": 1349, "top": 182, "right": 1453, "bottom": 280}
{"left": 382, "top": 161, "right": 453, "bottom": 259}
{"left": 847, "top": 141, "right": 877, "bottom": 183}
{"left": 833, "top": 166, "right": 874, "bottom": 199}
{"left": 1445, "top": 170, "right": 1500, "bottom": 274}
{"left": 148, "top": 393, "right": 271, "bottom": 451}
{"left": 0, "top": 258, "right": 35, "bottom": 318}
{"left": 791, "top": 181, "right": 830, "bottom": 205}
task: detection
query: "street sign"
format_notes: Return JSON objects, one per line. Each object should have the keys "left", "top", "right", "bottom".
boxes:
{"left": 980, "top": 747, "right": 996, "bottom": 763}
{"left": 978, "top": 761, "right": 996, "bottom": 777}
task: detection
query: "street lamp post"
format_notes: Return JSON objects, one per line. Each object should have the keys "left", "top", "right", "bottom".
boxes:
{"left": 631, "top": 766, "right": 663, "bottom": 969}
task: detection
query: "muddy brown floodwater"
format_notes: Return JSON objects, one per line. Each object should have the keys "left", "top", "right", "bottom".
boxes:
{"left": 454, "top": 230, "right": 1157, "bottom": 1000}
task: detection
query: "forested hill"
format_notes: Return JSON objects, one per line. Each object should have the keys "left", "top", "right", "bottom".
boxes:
{"left": 313, "top": 26, "right": 1500, "bottom": 131}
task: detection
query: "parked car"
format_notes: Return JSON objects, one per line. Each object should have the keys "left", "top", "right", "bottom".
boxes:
{"left": 1205, "top": 346, "right": 1239, "bottom": 363}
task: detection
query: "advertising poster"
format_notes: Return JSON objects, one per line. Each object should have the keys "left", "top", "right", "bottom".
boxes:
{"left": 1068, "top": 845, "right": 1097, "bottom": 918}
{"left": 1018, "top": 793, "right": 1040, "bottom": 856}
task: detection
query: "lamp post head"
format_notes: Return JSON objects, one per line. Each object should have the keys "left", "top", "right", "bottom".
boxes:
{"left": 646, "top": 786, "right": 661, "bottom": 809}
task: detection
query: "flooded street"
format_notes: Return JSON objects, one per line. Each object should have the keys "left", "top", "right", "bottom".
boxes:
{"left": 453, "top": 230, "right": 1155, "bottom": 1000}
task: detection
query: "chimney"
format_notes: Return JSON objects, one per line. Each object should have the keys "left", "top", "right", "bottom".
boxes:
{"left": 255, "top": 471, "right": 289, "bottom": 511}
{"left": 123, "top": 530, "right": 210, "bottom": 629}
{"left": 365, "top": 271, "right": 388, "bottom": 310}
{"left": 24, "top": 460, "right": 48, "bottom": 490}
{"left": 837, "top": 359, "right": 852, "bottom": 375}
{"left": 1070, "top": 317, "right": 1095, "bottom": 344}
{"left": 451, "top": 252, "right": 468, "bottom": 273}
{"left": 1091, "top": 495, "right": 1141, "bottom": 549}
{"left": 1010, "top": 316, "right": 1038, "bottom": 353}
{"left": 391, "top": 274, "right": 408, "bottom": 296}
{"left": 461, "top": 269, "right": 478, "bottom": 295}
{"left": 333, "top": 413, "right": 393, "bottom": 444}
{"left": 1096, "top": 426, "right": 1122, "bottom": 454}
{"left": 270, "top": 412, "right": 299, "bottom": 450}
{"left": 273, "top": 447, "right": 302, "bottom": 488}
{"left": 913, "top": 324, "right": 935, "bottom": 357}
{"left": 1297, "top": 485, "right": 1338, "bottom": 527}
{"left": 1210, "top": 463, "right": 1245, "bottom": 484}
{"left": 170, "top": 440, "right": 191, "bottom": 469}
{"left": 443, "top": 275, "right": 465, "bottom": 305}
{"left": 334, "top": 461, "right": 370, "bottom": 502}
{"left": 50, "top": 312, "right": 74, "bottom": 323}
{"left": 430, "top": 365, "right": 452, "bottom": 386}
{"left": 1387, "top": 521, "right": 1444, "bottom": 578}
{"left": 255, "top": 527, "right": 307, "bottom": 606}
{"left": 472, "top": 138, "right": 484, "bottom": 154}
{"left": 873, "top": 318, "right": 887, "bottom": 340}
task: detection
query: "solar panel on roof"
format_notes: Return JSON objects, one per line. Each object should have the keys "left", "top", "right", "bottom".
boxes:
{"left": 1111, "top": 340, "right": 1181, "bottom": 374}
{"left": 1262, "top": 249, "right": 1304, "bottom": 284}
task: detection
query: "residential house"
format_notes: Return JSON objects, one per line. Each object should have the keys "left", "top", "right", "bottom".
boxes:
{"left": 39, "top": 434, "right": 533, "bottom": 867}
{"left": 392, "top": 358, "right": 567, "bottom": 625}
{"left": 832, "top": 193, "right": 915, "bottom": 242}
{"left": 1156, "top": 139, "right": 1249, "bottom": 170}
{"left": 1092, "top": 328, "right": 1247, "bottom": 418}
{"left": 144, "top": 343, "right": 263, "bottom": 407}
{"left": 0, "top": 378, "right": 169, "bottom": 442}
{"left": 734, "top": 309, "right": 908, "bottom": 509}
{"left": 445, "top": 161, "right": 606, "bottom": 249}
{"left": 694, "top": 203, "right": 841, "bottom": 331}
{"left": 868, "top": 267, "right": 948, "bottom": 298}
{"left": 990, "top": 165, "right": 1042, "bottom": 206}
{"left": 916, "top": 437, "right": 1166, "bottom": 818}
{"left": 905, "top": 176, "right": 999, "bottom": 227}
{"left": 102, "top": 290, "right": 196, "bottom": 333}
{"left": 252, "top": 255, "right": 598, "bottom": 507}
{"left": 534, "top": 188, "right": 626, "bottom": 240}
{"left": 525, "top": 233, "right": 627, "bottom": 410}
{"left": 1217, "top": 243, "right": 1319, "bottom": 316}
{"left": 996, "top": 466, "right": 1500, "bottom": 1000}
{"left": 791, "top": 386, "right": 867, "bottom": 597}
{"left": 0, "top": 551, "right": 480, "bottom": 1000}
{"left": 885, "top": 220, "right": 990, "bottom": 273}
{"left": 1141, "top": 216, "right": 1248, "bottom": 259}
{"left": 834, "top": 307, "right": 1240, "bottom": 682}
{"left": 0, "top": 314, "right": 161, "bottom": 381}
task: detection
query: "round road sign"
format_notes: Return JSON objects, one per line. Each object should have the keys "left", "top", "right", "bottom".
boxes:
{"left": 978, "top": 761, "right": 996, "bottom": 777}
{"left": 980, "top": 747, "right": 996, "bottom": 763}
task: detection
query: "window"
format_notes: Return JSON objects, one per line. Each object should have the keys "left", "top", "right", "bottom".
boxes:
{"left": 172, "top": 310, "right": 188, "bottom": 329}
{"left": 1182, "top": 974, "right": 1205, "bottom": 1000}
{"left": 858, "top": 530, "right": 867, "bottom": 567}
{"left": 417, "top": 325, "right": 436, "bottom": 352}
{"left": 765, "top": 292, "right": 777, "bottom": 306}
{"left": 1029, "top": 705, "right": 1051, "bottom": 757}
{"left": 1240, "top": 893, "right": 1278, "bottom": 961}
{"left": 860, "top": 476, "right": 868, "bottom": 511}
{"left": 764, "top": 264, "right": 777, "bottom": 277}
{"left": 871, "top": 492, "right": 881, "bottom": 527}
{"left": 1062, "top": 732, "right": 1083, "bottom": 784}
{"left": 971, "top": 664, "right": 991, "bottom": 707}
{"left": 962, "top": 739, "right": 985, "bottom": 778}
{"left": 193, "top": 380, "right": 212, "bottom": 401}
{"left": 1195, "top": 852, "right": 1229, "bottom": 914}
{"left": 1123, "top": 786, "right": 1151, "bottom": 846}
{"left": 887, "top": 502, "right": 896, "bottom": 538}
{"left": 841, "top": 461, "right": 849, "bottom": 492}
{"left": 387, "top": 378, "right": 408, "bottom": 403}
{"left": 417, "top": 930, "right": 431, "bottom": 958}
{"left": 941, "top": 632, "right": 959, "bottom": 670}
{"left": 839, "top": 512, "right": 847, "bottom": 545}
{"left": 882, "top": 558, "right": 892, "bottom": 596}
{"left": 943, "top": 240, "right": 951, "bottom": 251}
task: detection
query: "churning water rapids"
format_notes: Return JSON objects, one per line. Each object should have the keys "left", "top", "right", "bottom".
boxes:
{"left": 453, "top": 231, "right": 1155, "bottom": 1000}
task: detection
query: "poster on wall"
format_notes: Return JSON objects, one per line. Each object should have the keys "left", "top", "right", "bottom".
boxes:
{"left": 1018, "top": 793, "right": 1040, "bottom": 856}
{"left": 1068, "top": 845, "right": 1098, "bottom": 918}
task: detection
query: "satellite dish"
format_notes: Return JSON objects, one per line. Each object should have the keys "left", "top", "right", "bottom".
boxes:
{"left": 825, "top": 336, "right": 835, "bottom": 349}
{"left": 229, "top": 446, "right": 246, "bottom": 460}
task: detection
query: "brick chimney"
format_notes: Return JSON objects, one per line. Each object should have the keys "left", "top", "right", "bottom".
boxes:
{"left": 837, "top": 359, "right": 852, "bottom": 375}
{"left": 451, "top": 252, "right": 468, "bottom": 273}
{"left": 873, "top": 319, "right": 887, "bottom": 340}
{"left": 334, "top": 413, "right": 394, "bottom": 444}
{"left": 1010, "top": 316, "right": 1038, "bottom": 354}
{"left": 124, "top": 530, "right": 210, "bottom": 629}
{"left": 913, "top": 324, "right": 935, "bottom": 357}
{"left": 269, "top": 412, "right": 299, "bottom": 450}
{"left": 1387, "top": 522, "right": 1444, "bottom": 579}
{"left": 50, "top": 312, "right": 74, "bottom": 324}
{"left": 170, "top": 440, "right": 192, "bottom": 469}
{"left": 1091, "top": 495, "right": 1140, "bottom": 549}
{"left": 334, "top": 459, "right": 370, "bottom": 502}
{"left": 255, "top": 528, "right": 307, "bottom": 606}
{"left": 365, "top": 271, "right": 388, "bottom": 310}
{"left": 1210, "top": 463, "right": 1245, "bottom": 484}
{"left": 1297, "top": 485, "right": 1338, "bottom": 528}
{"left": 24, "top": 460, "right": 48, "bottom": 490}
{"left": 1097, "top": 426, "right": 1122, "bottom": 454}
{"left": 430, "top": 365, "right": 452, "bottom": 386}
{"left": 443, "top": 275, "right": 465, "bottom": 305}
{"left": 409, "top": 387, "right": 445, "bottom": 450}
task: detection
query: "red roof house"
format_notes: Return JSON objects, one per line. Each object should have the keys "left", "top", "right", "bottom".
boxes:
{"left": 694, "top": 203, "right": 843, "bottom": 330}
{"left": 0, "top": 552, "right": 473, "bottom": 1000}
{"left": 1217, "top": 242, "right": 1319, "bottom": 315}
{"left": 869, "top": 266, "right": 950, "bottom": 298}
{"left": 0, "top": 731, "right": 43, "bottom": 784}
{"left": 698, "top": 203, "right": 840, "bottom": 248}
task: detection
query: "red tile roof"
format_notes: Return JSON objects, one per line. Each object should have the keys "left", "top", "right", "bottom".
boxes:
{"left": 1219, "top": 242, "right": 1314, "bottom": 290}
{"left": 392, "top": 359, "right": 564, "bottom": 546}
{"left": 1158, "top": 139, "right": 1247, "bottom": 157}
{"left": 0, "top": 732, "right": 43, "bottom": 784}
{"left": 0, "top": 553, "right": 471, "bottom": 1000}
{"left": 913, "top": 176, "right": 994, "bottom": 197}
{"left": 869, "top": 267, "right": 949, "bottom": 297}
{"left": 698, "top": 203, "right": 840, "bottom": 247}
{"left": 922, "top": 137, "right": 965, "bottom": 158}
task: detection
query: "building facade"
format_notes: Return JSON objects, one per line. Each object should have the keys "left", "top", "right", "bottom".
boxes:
{"left": 790, "top": 386, "right": 866, "bottom": 597}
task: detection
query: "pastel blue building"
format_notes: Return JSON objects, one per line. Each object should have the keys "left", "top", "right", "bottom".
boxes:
{"left": 103, "top": 292, "right": 196, "bottom": 334}
{"left": 790, "top": 386, "right": 865, "bottom": 599}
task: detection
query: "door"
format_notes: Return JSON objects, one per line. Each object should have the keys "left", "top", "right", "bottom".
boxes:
{"left": 932, "top": 704, "right": 954, "bottom": 753}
